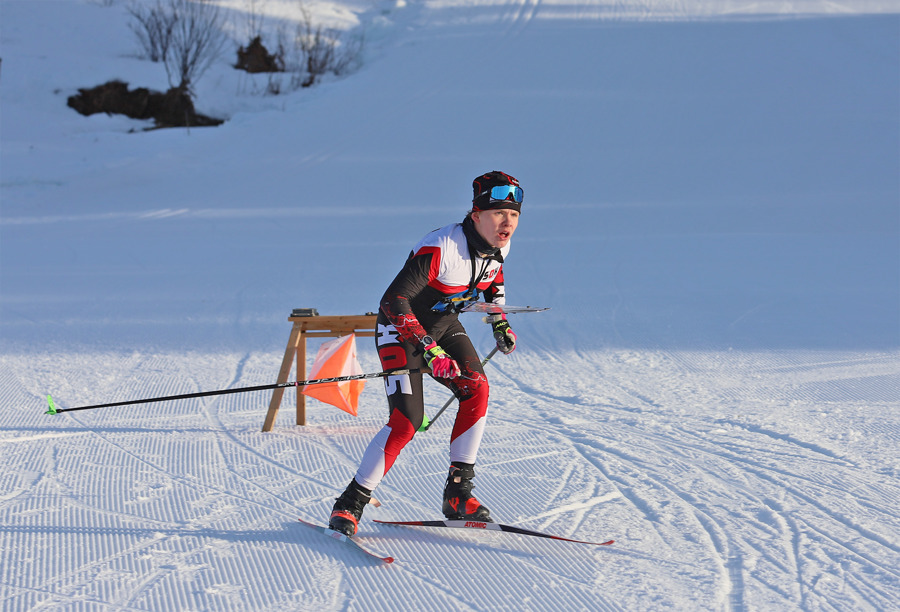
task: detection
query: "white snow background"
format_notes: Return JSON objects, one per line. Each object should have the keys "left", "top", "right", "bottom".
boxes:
{"left": 1, "top": 0, "right": 899, "bottom": 610}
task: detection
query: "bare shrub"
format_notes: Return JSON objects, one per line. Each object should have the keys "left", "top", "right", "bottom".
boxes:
{"left": 291, "top": 5, "right": 363, "bottom": 88}
{"left": 237, "top": 6, "right": 362, "bottom": 96}
{"left": 128, "top": 0, "right": 226, "bottom": 90}
{"left": 164, "top": 0, "right": 227, "bottom": 90}
{"left": 128, "top": 1, "right": 178, "bottom": 63}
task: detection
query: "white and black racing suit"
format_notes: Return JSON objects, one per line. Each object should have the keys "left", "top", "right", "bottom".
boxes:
{"left": 352, "top": 216, "right": 509, "bottom": 491}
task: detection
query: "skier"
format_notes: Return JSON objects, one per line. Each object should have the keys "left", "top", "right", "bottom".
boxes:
{"left": 328, "top": 170, "right": 523, "bottom": 536}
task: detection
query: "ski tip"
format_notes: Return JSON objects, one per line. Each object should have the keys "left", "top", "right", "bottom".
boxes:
{"left": 417, "top": 415, "right": 430, "bottom": 432}
{"left": 46, "top": 394, "right": 58, "bottom": 415}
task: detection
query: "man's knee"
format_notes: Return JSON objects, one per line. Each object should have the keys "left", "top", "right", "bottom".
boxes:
{"left": 455, "top": 372, "right": 489, "bottom": 413}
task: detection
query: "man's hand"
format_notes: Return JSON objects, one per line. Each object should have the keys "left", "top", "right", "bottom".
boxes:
{"left": 488, "top": 314, "right": 517, "bottom": 354}
{"left": 423, "top": 341, "right": 461, "bottom": 378}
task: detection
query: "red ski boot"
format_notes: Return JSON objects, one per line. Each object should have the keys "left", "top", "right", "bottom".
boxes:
{"left": 329, "top": 479, "right": 372, "bottom": 536}
{"left": 442, "top": 462, "right": 492, "bottom": 521}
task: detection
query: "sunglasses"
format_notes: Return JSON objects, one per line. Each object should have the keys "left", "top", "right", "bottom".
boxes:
{"left": 479, "top": 185, "right": 524, "bottom": 203}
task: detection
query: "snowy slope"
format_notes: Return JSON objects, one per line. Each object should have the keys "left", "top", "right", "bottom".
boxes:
{"left": 1, "top": 1, "right": 899, "bottom": 610}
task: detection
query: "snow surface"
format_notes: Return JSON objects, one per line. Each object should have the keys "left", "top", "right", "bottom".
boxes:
{"left": 1, "top": 0, "right": 899, "bottom": 610}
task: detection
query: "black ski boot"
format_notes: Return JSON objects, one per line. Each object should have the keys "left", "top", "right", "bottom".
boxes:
{"left": 329, "top": 479, "right": 372, "bottom": 536}
{"left": 442, "top": 462, "right": 492, "bottom": 521}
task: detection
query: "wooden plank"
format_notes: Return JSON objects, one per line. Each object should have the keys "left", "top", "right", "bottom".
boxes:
{"left": 296, "top": 328, "right": 307, "bottom": 426}
{"left": 290, "top": 314, "right": 377, "bottom": 331}
{"left": 262, "top": 322, "right": 302, "bottom": 432}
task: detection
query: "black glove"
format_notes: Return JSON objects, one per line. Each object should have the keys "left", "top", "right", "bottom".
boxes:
{"left": 488, "top": 314, "right": 516, "bottom": 354}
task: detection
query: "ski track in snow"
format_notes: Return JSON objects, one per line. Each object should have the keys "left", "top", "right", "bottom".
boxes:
{"left": 484, "top": 349, "right": 900, "bottom": 611}
{"left": 7, "top": 347, "right": 896, "bottom": 610}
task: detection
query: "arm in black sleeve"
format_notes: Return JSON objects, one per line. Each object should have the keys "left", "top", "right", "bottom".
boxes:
{"left": 379, "top": 250, "right": 435, "bottom": 345}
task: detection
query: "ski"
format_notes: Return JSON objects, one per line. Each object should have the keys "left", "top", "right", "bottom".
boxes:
{"left": 460, "top": 302, "right": 550, "bottom": 315}
{"left": 298, "top": 518, "right": 394, "bottom": 564}
{"left": 373, "top": 519, "right": 614, "bottom": 547}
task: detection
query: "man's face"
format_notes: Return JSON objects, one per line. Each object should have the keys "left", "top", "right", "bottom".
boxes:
{"left": 472, "top": 208, "right": 519, "bottom": 249}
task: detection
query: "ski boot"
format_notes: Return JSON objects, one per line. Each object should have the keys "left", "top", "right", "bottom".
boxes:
{"left": 442, "top": 462, "right": 492, "bottom": 522}
{"left": 329, "top": 479, "right": 372, "bottom": 536}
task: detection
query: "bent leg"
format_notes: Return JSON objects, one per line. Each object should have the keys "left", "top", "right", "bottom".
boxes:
{"left": 435, "top": 323, "right": 490, "bottom": 465}
{"left": 354, "top": 316, "right": 426, "bottom": 491}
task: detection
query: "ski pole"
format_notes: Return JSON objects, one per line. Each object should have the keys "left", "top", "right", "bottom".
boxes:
{"left": 420, "top": 345, "right": 499, "bottom": 432}
{"left": 45, "top": 367, "right": 430, "bottom": 415}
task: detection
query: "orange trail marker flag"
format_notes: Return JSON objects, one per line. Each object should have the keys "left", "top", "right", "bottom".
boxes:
{"left": 301, "top": 334, "right": 365, "bottom": 415}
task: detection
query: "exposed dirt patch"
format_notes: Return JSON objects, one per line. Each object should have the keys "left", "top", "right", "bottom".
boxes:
{"left": 67, "top": 80, "right": 223, "bottom": 129}
{"left": 235, "top": 36, "right": 283, "bottom": 73}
